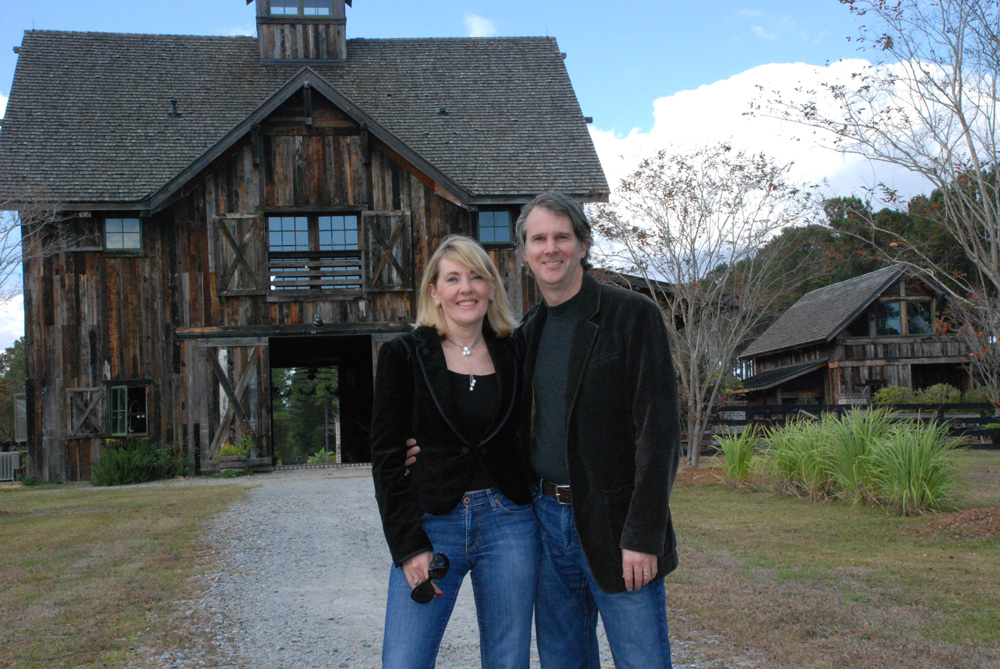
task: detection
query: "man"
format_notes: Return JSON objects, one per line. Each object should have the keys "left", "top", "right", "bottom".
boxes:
{"left": 406, "top": 192, "right": 680, "bottom": 667}
{"left": 515, "top": 191, "right": 680, "bottom": 668}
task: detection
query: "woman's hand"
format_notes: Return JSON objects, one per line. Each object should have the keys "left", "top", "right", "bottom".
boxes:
{"left": 402, "top": 551, "right": 442, "bottom": 596}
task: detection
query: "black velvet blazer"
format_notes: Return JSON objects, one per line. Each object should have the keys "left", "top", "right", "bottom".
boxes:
{"left": 371, "top": 326, "right": 530, "bottom": 566}
{"left": 517, "top": 273, "right": 682, "bottom": 593}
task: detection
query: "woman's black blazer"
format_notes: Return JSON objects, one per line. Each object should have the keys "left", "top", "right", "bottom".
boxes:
{"left": 371, "top": 326, "right": 531, "bottom": 566}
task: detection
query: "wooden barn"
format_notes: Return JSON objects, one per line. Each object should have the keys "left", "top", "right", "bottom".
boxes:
{"left": 736, "top": 265, "right": 970, "bottom": 405}
{"left": 0, "top": 0, "right": 608, "bottom": 481}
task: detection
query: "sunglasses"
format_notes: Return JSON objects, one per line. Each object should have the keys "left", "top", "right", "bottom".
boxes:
{"left": 410, "top": 553, "right": 450, "bottom": 604}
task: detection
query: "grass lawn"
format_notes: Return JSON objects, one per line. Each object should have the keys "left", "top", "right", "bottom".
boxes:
{"left": 667, "top": 448, "right": 1000, "bottom": 668}
{"left": 1, "top": 450, "right": 997, "bottom": 668}
{"left": 0, "top": 481, "right": 249, "bottom": 668}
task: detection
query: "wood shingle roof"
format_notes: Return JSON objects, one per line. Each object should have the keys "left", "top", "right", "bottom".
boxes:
{"left": 0, "top": 30, "right": 608, "bottom": 207}
{"left": 739, "top": 265, "right": 905, "bottom": 359}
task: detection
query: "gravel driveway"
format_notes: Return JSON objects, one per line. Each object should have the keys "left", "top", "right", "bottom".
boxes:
{"left": 143, "top": 467, "right": 762, "bottom": 668}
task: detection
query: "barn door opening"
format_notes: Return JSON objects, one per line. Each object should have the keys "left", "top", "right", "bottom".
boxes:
{"left": 271, "top": 366, "right": 341, "bottom": 465}
{"left": 269, "top": 334, "right": 373, "bottom": 464}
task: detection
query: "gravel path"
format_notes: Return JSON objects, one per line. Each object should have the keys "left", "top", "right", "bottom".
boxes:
{"left": 140, "top": 467, "right": 765, "bottom": 668}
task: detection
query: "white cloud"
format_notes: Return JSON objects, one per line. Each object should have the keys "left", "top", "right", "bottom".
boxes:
{"left": 0, "top": 92, "right": 7, "bottom": 119}
{"left": 0, "top": 294, "right": 24, "bottom": 350}
{"left": 590, "top": 60, "right": 931, "bottom": 208}
{"left": 464, "top": 14, "right": 497, "bottom": 37}
{"left": 737, "top": 9, "right": 762, "bottom": 18}
{"left": 751, "top": 25, "right": 778, "bottom": 40}
{"left": 221, "top": 23, "right": 256, "bottom": 37}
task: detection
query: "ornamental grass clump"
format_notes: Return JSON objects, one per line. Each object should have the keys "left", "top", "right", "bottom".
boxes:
{"left": 865, "top": 420, "right": 958, "bottom": 515}
{"left": 826, "top": 408, "right": 896, "bottom": 504}
{"left": 762, "top": 418, "right": 835, "bottom": 500}
{"left": 717, "top": 425, "right": 760, "bottom": 486}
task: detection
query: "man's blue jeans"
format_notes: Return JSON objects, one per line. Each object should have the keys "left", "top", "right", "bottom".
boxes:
{"left": 382, "top": 488, "right": 539, "bottom": 669}
{"left": 533, "top": 489, "right": 672, "bottom": 669}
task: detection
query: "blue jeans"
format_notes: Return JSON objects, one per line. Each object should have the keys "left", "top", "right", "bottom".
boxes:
{"left": 533, "top": 490, "right": 672, "bottom": 669}
{"left": 382, "top": 488, "right": 539, "bottom": 669}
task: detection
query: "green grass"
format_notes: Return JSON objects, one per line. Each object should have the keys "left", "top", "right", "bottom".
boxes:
{"left": 0, "top": 482, "right": 249, "bottom": 668}
{"left": 670, "top": 450, "right": 1000, "bottom": 667}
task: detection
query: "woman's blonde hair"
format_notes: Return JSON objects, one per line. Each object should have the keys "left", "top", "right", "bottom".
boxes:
{"left": 415, "top": 235, "right": 518, "bottom": 337}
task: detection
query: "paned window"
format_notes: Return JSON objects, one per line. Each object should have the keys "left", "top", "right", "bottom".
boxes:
{"left": 267, "top": 214, "right": 361, "bottom": 291}
{"left": 109, "top": 385, "right": 148, "bottom": 436}
{"left": 270, "top": 0, "right": 332, "bottom": 16}
{"left": 477, "top": 210, "right": 512, "bottom": 245}
{"left": 105, "top": 218, "right": 142, "bottom": 251}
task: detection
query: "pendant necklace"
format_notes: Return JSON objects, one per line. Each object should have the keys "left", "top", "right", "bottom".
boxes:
{"left": 446, "top": 337, "right": 481, "bottom": 391}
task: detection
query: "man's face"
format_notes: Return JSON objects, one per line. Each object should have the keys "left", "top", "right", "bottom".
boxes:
{"left": 522, "top": 206, "right": 588, "bottom": 304}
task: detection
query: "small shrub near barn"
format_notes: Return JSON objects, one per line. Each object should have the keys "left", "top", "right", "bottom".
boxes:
{"left": 91, "top": 439, "right": 187, "bottom": 486}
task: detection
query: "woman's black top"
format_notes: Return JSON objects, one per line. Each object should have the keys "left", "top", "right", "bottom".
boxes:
{"left": 449, "top": 370, "right": 498, "bottom": 491}
{"left": 370, "top": 326, "right": 530, "bottom": 566}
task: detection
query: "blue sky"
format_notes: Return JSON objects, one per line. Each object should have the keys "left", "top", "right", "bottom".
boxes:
{"left": 0, "top": 1, "right": 921, "bottom": 349}
{"left": 0, "top": 1, "right": 862, "bottom": 134}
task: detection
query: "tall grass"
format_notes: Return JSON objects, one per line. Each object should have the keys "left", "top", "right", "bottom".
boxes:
{"left": 728, "top": 409, "right": 959, "bottom": 515}
{"left": 826, "top": 408, "right": 896, "bottom": 504}
{"left": 762, "top": 418, "right": 834, "bottom": 500}
{"left": 717, "top": 425, "right": 759, "bottom": 486}
{"left": 865, "top": 421, "right": 958, "bottom": 515}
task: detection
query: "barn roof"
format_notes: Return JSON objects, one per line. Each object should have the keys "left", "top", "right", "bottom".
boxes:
{"left": 0, "top": 31, "right": 608, "bottom": 208}
{"left": 739, "top": 265, "right": 911, "bottom": 359}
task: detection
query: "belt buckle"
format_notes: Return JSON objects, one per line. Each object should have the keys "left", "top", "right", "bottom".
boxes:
{"left": 554, "top": 485, "right": 571, "bottom": 504}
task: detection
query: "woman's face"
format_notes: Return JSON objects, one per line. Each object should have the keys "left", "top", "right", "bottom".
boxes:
{"left": 429, "top": 256, "right": 495, "bottom": 333}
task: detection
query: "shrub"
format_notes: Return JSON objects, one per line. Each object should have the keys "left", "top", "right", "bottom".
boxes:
{"left": 717, "top": 426, "right": 759, "bottom": 486}
{"left": 961, "top": 386, "right": 994, "bottom": 404}
{"left": 92, "top": 439, "right": 187, "bottom": 486}
{"left": 915, "top": 383, "right": 961, "bottom": 405}
{"left": 307, "top": 449, "right": 338, "bottom": 464}
{"left": 865, "top": 421, "right": 958, "bottom": 515}
{"left": 873, "top": 385, "right": 915, "bottom": 405}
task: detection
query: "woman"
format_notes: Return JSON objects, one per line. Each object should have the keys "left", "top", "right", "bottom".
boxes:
{"left": 371, "top": 235, "right": 538, "bottom": 668}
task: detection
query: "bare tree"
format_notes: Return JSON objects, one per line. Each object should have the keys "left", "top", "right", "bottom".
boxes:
{"left": 758, "top": 0, "right": 1000, "bottom": 400}
{"left": 0, "top": 195, "right": 80, "bottom": 302}
{"left": 593, "top": 143, "right": 818, "bottom": 467}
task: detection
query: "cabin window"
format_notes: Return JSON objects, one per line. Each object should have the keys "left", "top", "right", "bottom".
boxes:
{"left": 267, "top": 214, "right": 361, "bottom": 291}
{"left": 874, "top": 301, "right": 903, "bottom": 336}
{"left": 845, "top": 313, "right": 871, "bottom": 337}
{"left": 873, "top": 299, "right": 935, "bottom": 337}
{"left": 109, "top": 385, "right": 148, "bottom": 436}
{"left": 907, "top": 300, "right": 933, "bottom": 335}
{"left": 477, "top": 210, "right": 513, "bottom": 245}
{"left": 104, "top": 217, "right": 142, "bottom": 251}
{"left": 270, "top": 0, "right": 332, "bottom": 16}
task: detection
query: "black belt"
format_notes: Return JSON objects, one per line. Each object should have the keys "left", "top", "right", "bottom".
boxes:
{"left": 539, "top": 479, "right": 572, "bottom": 505}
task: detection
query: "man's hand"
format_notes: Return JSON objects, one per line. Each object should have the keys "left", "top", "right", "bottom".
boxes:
{"left": 622, "top": 549, "right": 658, "bottom": 592}
{"left": 405, "top": 439, "right": 419, "bottom": 470}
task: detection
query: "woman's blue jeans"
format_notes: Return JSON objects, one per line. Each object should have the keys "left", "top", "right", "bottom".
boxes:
{"left": 382, "top": 488, "right": 539, "bottom": 669}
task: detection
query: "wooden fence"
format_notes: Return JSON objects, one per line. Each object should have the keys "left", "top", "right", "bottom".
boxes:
{"left": 712, "top": 403, "right": 1000, "bottom": 448}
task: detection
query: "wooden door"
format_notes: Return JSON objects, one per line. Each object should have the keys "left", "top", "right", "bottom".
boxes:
{"left": 198, "top": 338, "right": 272, "bottom": 467}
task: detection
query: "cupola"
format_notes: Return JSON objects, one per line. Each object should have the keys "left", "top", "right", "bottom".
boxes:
{"left": 253, "top": 0, "right": 352, "bottom": 62}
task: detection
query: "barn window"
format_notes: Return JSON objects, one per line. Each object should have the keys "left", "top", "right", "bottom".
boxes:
{"left": 907, "top": 300, "right": 933, "bottom": 335}
{"left": 104, "top": 217, "right": 142, "bottom": 251}
{"left": 477, "top": 210, "right": 513, "bottom": 245}
{"left": 109, "top": 385, "right": 148, "bottom": 436}
{"left": 267, "top": 214, "right": 361, "bottom": 291}
{"left": 270, "top": 0, "right": 332, "bottom": 16}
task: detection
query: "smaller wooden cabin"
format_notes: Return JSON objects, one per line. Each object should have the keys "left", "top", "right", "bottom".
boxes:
{"left": 736, "top": 265, "right": 969, "bottom": 405}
